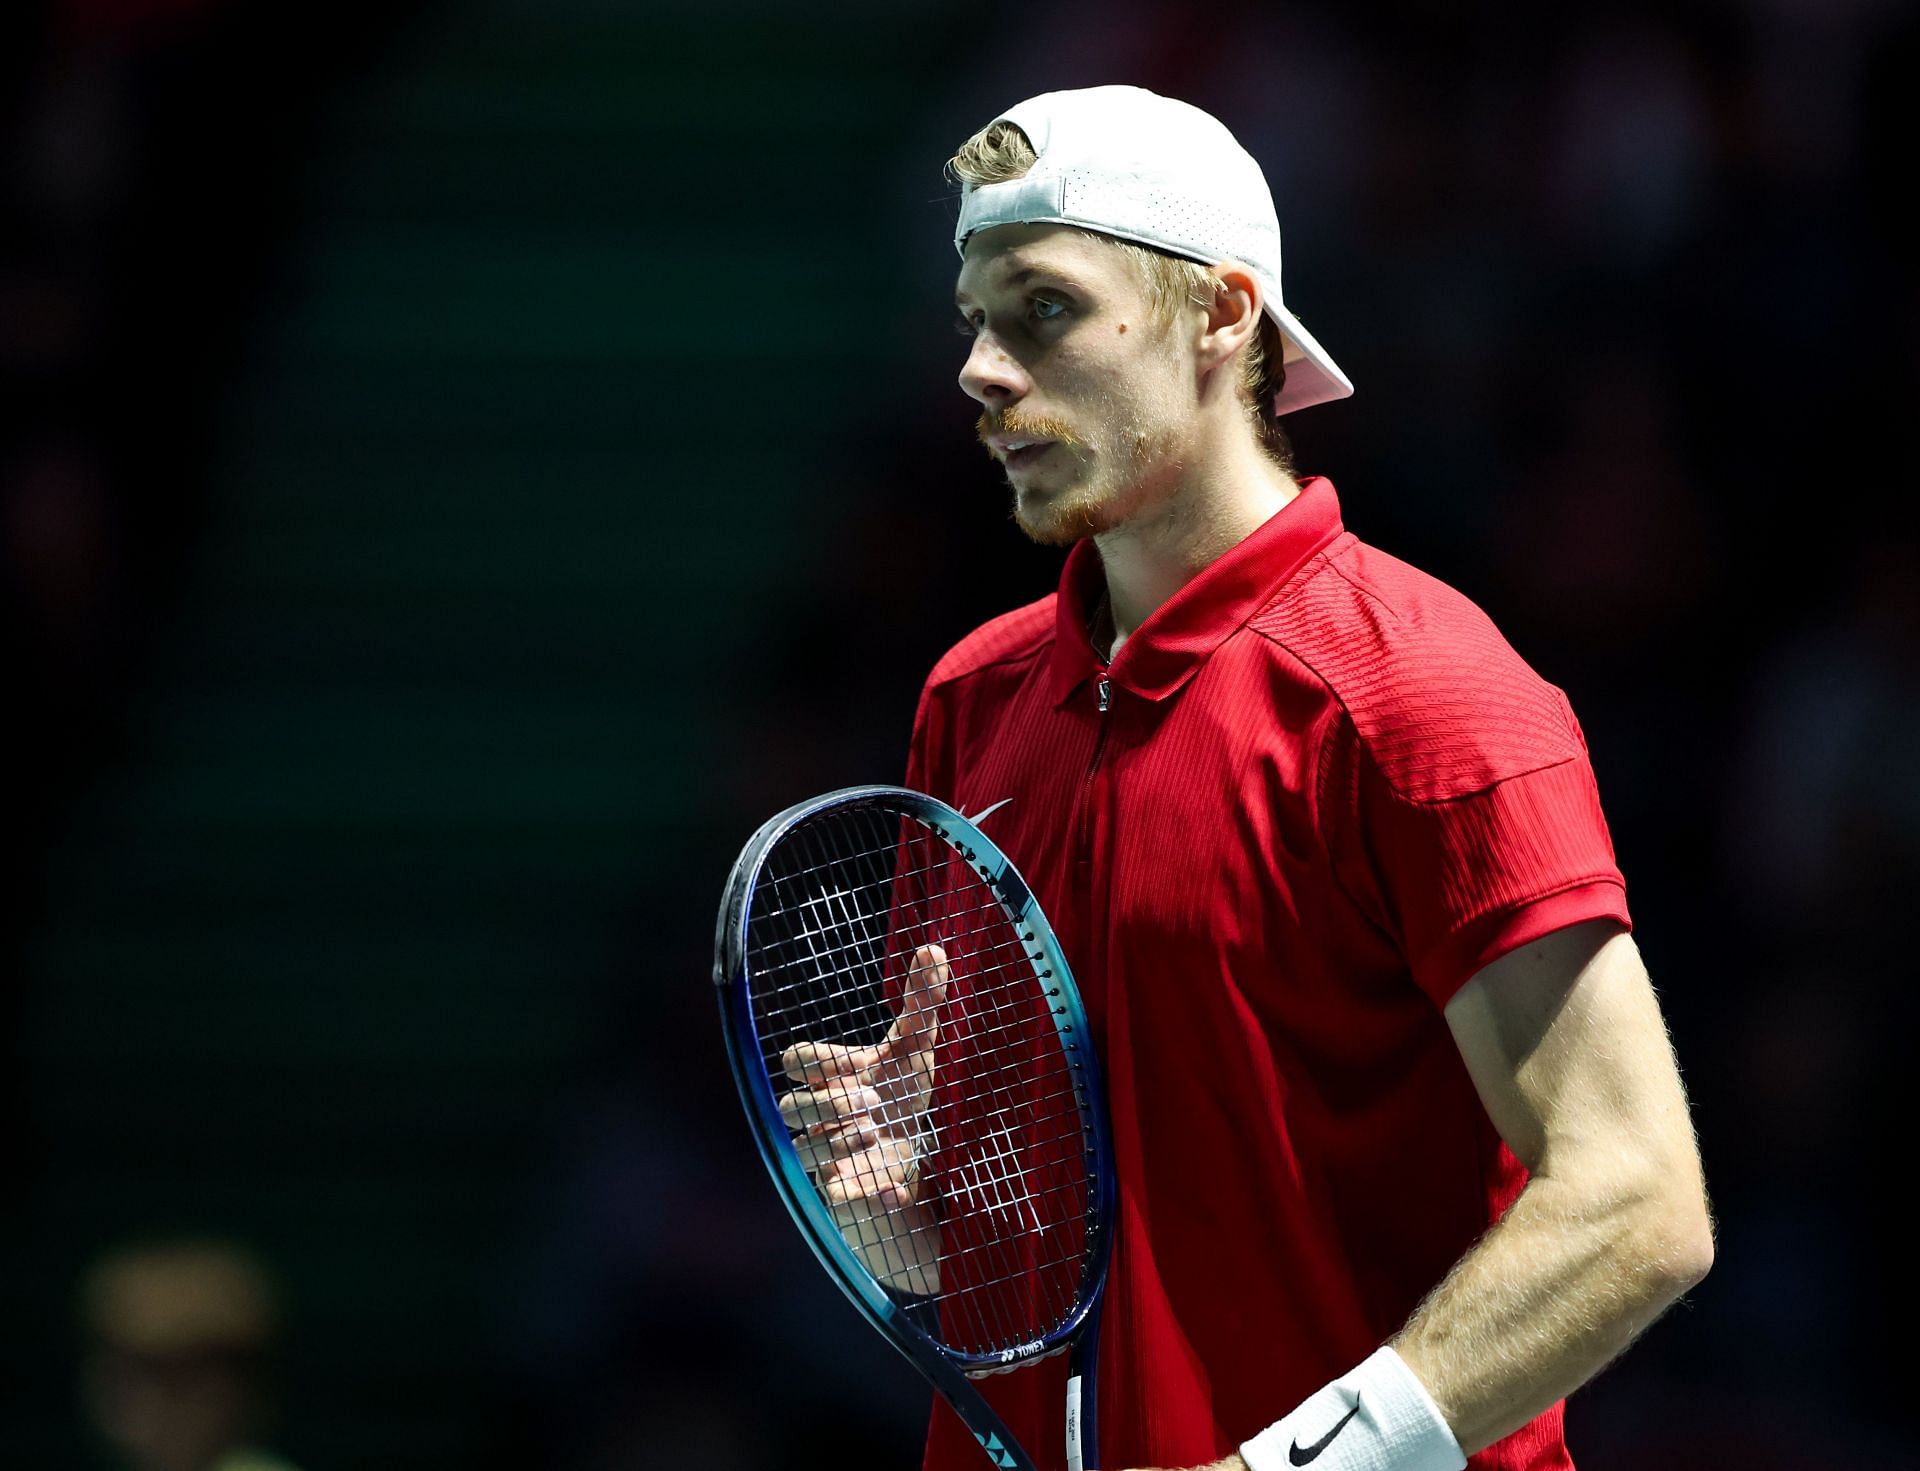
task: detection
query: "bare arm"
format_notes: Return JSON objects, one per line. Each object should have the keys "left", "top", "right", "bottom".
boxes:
{"left": 1389, "top": 919, "right": 1715, "bottom": 1452}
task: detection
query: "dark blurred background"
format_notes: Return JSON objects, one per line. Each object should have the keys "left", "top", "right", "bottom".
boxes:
{"left": 3, "top": 0, "right": 1914, "bottom": 1467}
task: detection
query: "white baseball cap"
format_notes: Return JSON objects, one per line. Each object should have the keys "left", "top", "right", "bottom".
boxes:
{"left": 954, "top": 84, "right": 1353, "bottom": 416}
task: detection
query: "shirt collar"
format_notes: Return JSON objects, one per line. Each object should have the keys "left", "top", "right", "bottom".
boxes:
{"left": 1049, "top": 475, "right": 1346, "bottom": 707}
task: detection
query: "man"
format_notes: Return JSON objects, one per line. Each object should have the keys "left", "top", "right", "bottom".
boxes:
{"left": 789, "top": 84, "right": 1712, "bottom": 1471}
{"left": 79, "top": 1237, "right": 302, "bottom": 1471}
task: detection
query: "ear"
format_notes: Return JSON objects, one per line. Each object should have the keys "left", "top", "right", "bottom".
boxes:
{"left": 1194, "top": 261, "right": 1263, "bottom": 380}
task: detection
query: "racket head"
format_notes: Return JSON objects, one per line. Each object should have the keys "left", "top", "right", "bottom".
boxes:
{"left": 714, "top": 785, "right": 1115, "bottom": 1379}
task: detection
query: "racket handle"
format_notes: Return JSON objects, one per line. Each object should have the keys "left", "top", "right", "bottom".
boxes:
{"left": 1066, "top": 1373, "right": 1086, "bottom": 1471}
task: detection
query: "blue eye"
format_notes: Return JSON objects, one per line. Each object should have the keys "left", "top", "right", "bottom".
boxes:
{"left": 954, "top": 299, "right": 1064, "bottom": 336}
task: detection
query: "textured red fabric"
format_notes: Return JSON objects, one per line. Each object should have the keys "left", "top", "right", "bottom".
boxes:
{"left": 908, "top": 477, "right": 1628, "bottom": 1471}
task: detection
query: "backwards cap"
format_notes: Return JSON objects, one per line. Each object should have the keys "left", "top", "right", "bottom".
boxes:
{"left": 954, "top": 84, "right": 1352, "bottom": 416}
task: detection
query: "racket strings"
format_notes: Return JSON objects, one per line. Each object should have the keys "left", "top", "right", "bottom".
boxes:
{"left": 802, "top": 814, "right": 1090, "bottom": 1355}
{"left": 763, "top": 826, "right": 1093, "bottom": 1181}
{"left": 744, "top": 805, "right": 1098, "bottom": 1358}
{"left": 754, "top": 912, "right": 1049, "bottom": 1005}
{"left": 923, "top": 968, "right": 1086, "bottom": 1349}
{"left": 754, "top": 812, "right": 1080, "bottom": 1356}
{"left": 751, "top": 845, "right": 1008, "bottom": 921}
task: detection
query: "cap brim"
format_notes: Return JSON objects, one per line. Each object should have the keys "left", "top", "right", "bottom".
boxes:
{"left": 1266, "top": 301, "right": 1353, "bottom": 416}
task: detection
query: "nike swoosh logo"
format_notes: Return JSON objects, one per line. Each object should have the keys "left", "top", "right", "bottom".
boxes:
{"left": 1289, "top": 1404, "right": 1360, "bottom": 1465}
{"left": 965, "top": 797, "right": 1013, "bottom": 826}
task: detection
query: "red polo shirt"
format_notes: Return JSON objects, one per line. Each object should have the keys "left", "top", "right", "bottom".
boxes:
{"left": 907, "top": 477, "right": 1630, "bottom": 1471}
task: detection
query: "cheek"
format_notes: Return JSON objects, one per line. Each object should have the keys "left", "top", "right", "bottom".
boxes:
{"left": 1046, "top": 341, "right": 1176, "bottom": 444}
{"left": 1096, "top": 358, "right": 1176, "bottom": 427}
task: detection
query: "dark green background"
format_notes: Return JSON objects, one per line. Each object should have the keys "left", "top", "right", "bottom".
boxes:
{"left": 5, "top": 1, "right": 1914, "bottom": 1467}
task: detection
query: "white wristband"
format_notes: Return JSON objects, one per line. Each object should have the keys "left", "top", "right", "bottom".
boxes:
{"left": 1239, "top": 1347, "right": 1466, "bottom": 1471}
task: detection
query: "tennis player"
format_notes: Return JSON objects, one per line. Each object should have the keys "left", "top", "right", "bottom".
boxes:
{"left": 789, "top": 84, "right": 1712, "bottom": 1471}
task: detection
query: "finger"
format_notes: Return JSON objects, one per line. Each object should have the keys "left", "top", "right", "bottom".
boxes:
{"left": 778, "top": 1082, "right": 881, "bottom": 1134}
{"left": 822, "top": 1170, "right": 886, "bottom": 1206}
{"left": 792, "top": 1120, "right": 880, "bottom": 1175}
{"left": 781, "top": 1040, "right": 884, "bottom": 1084}
{"left": 821, "top": 1155, "right": 917, "bottom": 1207}
{"left": 836, "top": 1181, "right": 920, "bottom": 1210}
{"left": 777, "top": 1081, "right": 883, "bottom": 1134}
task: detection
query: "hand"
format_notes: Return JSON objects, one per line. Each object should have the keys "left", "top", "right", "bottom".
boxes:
{"left": 779, "top": 943, "right": 950, "bottom": 1216}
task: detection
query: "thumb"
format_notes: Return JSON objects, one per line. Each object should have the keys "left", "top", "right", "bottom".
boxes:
{"left": 890, "top": 942, "right": 950, "bottom": 1053}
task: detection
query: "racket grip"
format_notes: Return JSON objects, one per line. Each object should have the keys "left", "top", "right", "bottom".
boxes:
{"left": 1066, "top": 1374, "right": 1085, "bottom": 1471}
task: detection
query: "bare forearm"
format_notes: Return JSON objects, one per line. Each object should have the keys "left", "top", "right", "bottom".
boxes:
{"left": 1390, "top": 1167, "right": 1712, "bottom": 1454}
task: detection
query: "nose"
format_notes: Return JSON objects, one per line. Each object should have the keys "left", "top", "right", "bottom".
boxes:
{"left": 958, "top": 330, "right": 1029, "bottom": 408}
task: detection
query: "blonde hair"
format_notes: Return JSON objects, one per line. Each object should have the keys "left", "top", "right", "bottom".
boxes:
{"left": 949, "top": 120, "right": 1293, "bottom": 471}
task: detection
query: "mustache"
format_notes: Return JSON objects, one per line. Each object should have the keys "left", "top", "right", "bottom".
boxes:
{"left": 975, "top": 408, "right": 1086, "bottom": 453}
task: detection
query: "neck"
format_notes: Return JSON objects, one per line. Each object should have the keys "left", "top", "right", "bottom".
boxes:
{"left": 1093, "top": 428, "right": 1300, "bottom": 658}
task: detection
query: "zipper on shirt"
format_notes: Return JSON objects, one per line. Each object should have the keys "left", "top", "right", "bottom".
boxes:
{"left": 1081, "top": 672, "right": 1114, "bottom": 795}
{"left": 1087, "top": 671, "right": 1114, "bottom": 771}
{"left": 1065, "top": 665, "right": 1114, "bottom": 1041}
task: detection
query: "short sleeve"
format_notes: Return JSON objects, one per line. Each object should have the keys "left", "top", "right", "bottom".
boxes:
{"left": 1355, "top": 731, "right": 1631, "bottom": 1010}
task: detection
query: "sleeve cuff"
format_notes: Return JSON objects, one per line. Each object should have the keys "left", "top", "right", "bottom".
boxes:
{"left": 1412, "top": 878, "right": 1631, "bottom": 1010}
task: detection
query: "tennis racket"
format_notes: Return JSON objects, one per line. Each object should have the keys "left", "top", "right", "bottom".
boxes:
{"left": 713, "top": 784, "right": 1115, "bottom": 1471}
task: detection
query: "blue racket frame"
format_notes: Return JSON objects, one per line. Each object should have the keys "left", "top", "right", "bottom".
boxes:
{"left": 714, "top": 785, "right": 1116, "bottom": 1471}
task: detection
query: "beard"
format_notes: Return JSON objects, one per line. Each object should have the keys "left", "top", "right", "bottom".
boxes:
{"left": 1012, "top": 478, "right": 1113, "bottom": 546}
{"left": 1007, "top": 426, "right": 1182, "bottom": 547}
{"left": 978, "top": 400, "right": 1182, "bottom": 546}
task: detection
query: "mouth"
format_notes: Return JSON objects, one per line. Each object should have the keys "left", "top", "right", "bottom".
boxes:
{"left": 1001, "top": 440, "right": 1055, "bottom": 471}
